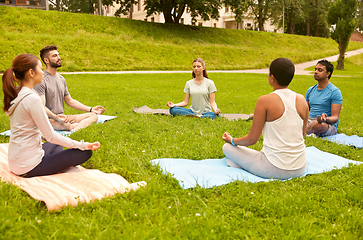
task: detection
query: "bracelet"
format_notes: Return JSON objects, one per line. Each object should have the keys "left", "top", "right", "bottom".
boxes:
{"left": 90, "top": 107, "right": 93, "bottom": 112}
{"left": 230, "top": 138, "right": 236, "bottom": 147}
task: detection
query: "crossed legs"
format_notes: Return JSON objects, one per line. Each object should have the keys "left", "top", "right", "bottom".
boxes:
{"left": 22, "top": 142, "right": 92, "bottom": 178}
{"left": 49, "top": 113, "right": 98, "bottom": 131}
{"left": 169, "top": 107, "right": 218, "bottom": 119}
{"left": 222, "top": 143, "right": 306, "bottom": 179}
{"left": 306, "top": 118, "right": 337, "bottom": 136}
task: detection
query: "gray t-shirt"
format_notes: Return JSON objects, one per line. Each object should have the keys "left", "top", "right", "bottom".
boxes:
{"left": 34, "top": 70, "right": 70, "bottom": 114}
{"left": 184, "top": 78, "right": 217, "bottom": 115}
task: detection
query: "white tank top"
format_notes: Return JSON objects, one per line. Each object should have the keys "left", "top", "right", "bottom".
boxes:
{"left": 261, "top": 89, "right": 306, "bottom": 170}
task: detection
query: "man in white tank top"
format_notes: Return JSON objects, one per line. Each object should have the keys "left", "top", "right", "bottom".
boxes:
{"left": 222, "top": 58, "right": 309, "bottom": 179}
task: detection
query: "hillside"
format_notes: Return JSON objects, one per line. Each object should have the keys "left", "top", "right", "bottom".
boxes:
{"left": 1, "top": 6, "right": 363, "bottom": 72}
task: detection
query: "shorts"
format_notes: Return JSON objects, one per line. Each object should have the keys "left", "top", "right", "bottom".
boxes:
{"left": 307, "top": 118, "right": 337, "bottom": 137}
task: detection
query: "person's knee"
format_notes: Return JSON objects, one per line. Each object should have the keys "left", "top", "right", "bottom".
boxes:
{"left": 85, "top": 150, "right": 93, "bottom": 159}
{"left": 222, "top": 143, "right": 233, "bottom": 154}
{"left": 78, "top": 150, "right": 92, "bottom": 165}
{"left": 89, "top": 113, "right": 98, "bottom": 123}
{"left": 170, "top": 107, "right": 182, "bottom": 116}
{"left": 311, "top": 122, "right": 328, "bottom": 134}
{"left": 169, "top": 107, "right": 176, "bottom": 115}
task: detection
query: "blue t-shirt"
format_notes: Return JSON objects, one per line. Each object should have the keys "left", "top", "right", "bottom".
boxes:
{"left": 305, "top": 82, "right": 343, "bottom": 129}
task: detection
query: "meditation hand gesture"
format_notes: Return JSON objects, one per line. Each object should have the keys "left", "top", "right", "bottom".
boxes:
{"left": 56, "top": 114, "right": 69, "bottom": 123}
{"left": 88, "top": 142, "right": 101, "bottom": 150}
{"left": 91, "top": 106, "right": 105, "bottom": 114}
{"left": 317, "top": 113, "right": 327, "bottom": 123}
{"left": 166, "top": 101, "right": 175, "bottom": 108}
{"left": 222, "top": 132, "right": 232, "bottom": 143}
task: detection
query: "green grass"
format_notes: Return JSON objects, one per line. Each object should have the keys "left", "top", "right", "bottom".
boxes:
{"left": 1, "top": 55, "right": 363, "bottom": 238}
{"left": 1, "top": 5, "right": 363, "bottom": 72}
{"left": 1, "top": 5, "right": 363, "bottom": 238}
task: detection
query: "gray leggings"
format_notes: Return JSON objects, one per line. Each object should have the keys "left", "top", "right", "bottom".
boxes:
{"left": 223, "top": 143, "right": 306, "bottom": 180}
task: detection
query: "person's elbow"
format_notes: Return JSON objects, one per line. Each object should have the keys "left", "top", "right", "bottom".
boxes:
{"left": 245, "top": 135, "right": 259, "bottom": 146}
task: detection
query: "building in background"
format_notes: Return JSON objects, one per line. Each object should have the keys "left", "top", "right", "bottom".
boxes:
{"left": 0, "top": 0, "right": 279, "bottom": 32}
{"left": 0, "top": 0, "right": 47, "bottom": 9}
{"left": 105, "top": 1, "right": 281, "bottom": 33}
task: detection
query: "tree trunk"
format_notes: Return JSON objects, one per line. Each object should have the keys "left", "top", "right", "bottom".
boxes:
{"left": 89, "top": 0, "right": 94, "bottom": 14}
{"left": 314, "top": 22, "right": 319, "bottom": 37}
{"left": 129, "top": 5, "right": 133, "bottom": 19}
{"left": 307, "top": 17, "right": 310, "bottom": 36}
{"left": 337, "top": 38, "right": 349, "bottom": 70}
{"left": 259, "top": 18, "right": 265, "bottom": 31}
{"left": 313, "top": 0, "right": 319, "bottom": 37}
{"left": 98, "top": 0, "right": 102, "bottom": 16}
{"left": 258, "top": 1, "right": 264, "bottom": 31}
{"left": 163, "top": 10, "right": 175, "bottom": 23}
{"left": 173, "top": 5, "right": 185, "bottom": 24}
{"left": 288, "top": 7, "right": 295, "bottom": 34}
{"left": 56, "top": 0, "right": 60, "bottom": 10}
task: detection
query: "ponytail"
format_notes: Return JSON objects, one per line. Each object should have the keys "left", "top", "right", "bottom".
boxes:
{"left": 2, "top": 54, "right": 39, "bottom": 111}
{"left": 2, "top": 67, "right": 19, "bottom": 111}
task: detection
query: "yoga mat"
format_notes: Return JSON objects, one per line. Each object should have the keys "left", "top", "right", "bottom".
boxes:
{"left": 0, "top": 143, "right": 146, "bottom": 211}
{"left": 324, "top": 133, "right": 363, "bottom": 149}
{"left": 151, "top": 146, "right": 362, "bottom": 189}
{"left": 0, "top": 115, "right": 117, "bottom": 137}
{"left": 133, "top": 105, "right": 254, "bottom": 121}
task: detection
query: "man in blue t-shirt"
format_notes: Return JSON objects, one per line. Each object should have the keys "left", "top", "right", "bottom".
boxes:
{"left": 305, "top": 59, "right": 343, "bottom": 136}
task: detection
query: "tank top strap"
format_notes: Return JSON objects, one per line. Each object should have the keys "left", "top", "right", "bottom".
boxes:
{"left": 272, "top": 89, "right": 296, "bottom": 113}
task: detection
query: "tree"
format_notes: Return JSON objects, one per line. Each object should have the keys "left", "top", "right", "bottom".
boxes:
{"left": 48, "top": 0, "right": 99, "bottom": 14}
{"left": 270, "top": 0, "right": 305, "bottom": 34}
{"left": 226, "top": 0, "right": 274, "bottom": 31}
{"left": 223, "top": 0, "right": 249, "bottom": 24}
{"left": 328, "top": 0, "right": 358, "bottom": 69}
{"left": 304, "top": 0, "right": 330, "bottom": 37}
{"left": 113, "top": 0, "right": 223, "bottom": 24}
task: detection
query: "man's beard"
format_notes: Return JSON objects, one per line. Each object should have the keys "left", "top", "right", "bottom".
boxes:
{"left": 49, "top": 60, "right": 62, "bottom": 68}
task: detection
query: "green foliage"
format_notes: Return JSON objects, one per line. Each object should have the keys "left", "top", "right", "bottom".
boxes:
{"left": 114, "top": 0, "right": 223, "bottom": 23}
{"left": 328, "top": 0, "right": 358, "bottom": 69}
{"left": 226, "top": 0, "right": 274, "bottom": 31}
{"left": 48, "top": 0, "right": 98, "bottom": 13}
{"left": 1, "top": 54, "right": 363, "bottom": 238}
{"left": 1, "top": 6, "right": 363, "bottom": 73}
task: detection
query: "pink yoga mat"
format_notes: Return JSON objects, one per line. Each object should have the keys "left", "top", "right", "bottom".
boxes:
{"left": 0, "top": 143, "right": 146, "bottom": 211}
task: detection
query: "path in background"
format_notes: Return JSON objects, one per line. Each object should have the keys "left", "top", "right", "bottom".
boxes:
{"left": 60, "top": 48, "right": 363, "bottom": 76}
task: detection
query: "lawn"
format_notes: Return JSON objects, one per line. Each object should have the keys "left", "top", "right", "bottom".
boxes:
{"left": 1, "top": 5, "right": 363, "bottom": 72}
{"left": 1, "top": 57, "right": 363, "bottom": 238}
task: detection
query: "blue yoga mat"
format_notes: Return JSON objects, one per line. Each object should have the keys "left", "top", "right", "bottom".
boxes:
{"left": 151, "top": 146, "right": 362, "bottom": 189}
{"left": 0, "top": 115, "right": 117, "bottom": 137}
{"left": 324, "top": 133, "right": 362, "bottom": 149}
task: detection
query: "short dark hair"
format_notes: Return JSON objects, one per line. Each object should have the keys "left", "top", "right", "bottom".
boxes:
{"left": 269, "top": 58, "right": 295, "bottom": 86}
{"left": 317, "top": 59, "right": 333, "bottom": 79}
{"left": 40, "top": 45, "right": 58, "bottom": 64}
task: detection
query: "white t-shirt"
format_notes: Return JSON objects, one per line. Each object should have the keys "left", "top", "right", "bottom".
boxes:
{"left": 183, "top": 78, "right": 217, "bottom": 115}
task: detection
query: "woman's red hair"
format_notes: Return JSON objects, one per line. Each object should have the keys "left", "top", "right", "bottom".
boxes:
{"left": 2, "top": 54, "right": 39, "bottom": 111}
